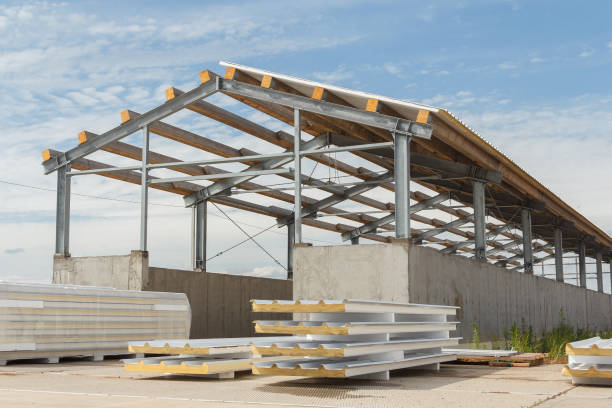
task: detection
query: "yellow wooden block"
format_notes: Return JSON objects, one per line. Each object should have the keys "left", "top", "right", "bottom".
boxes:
{"left": 42, "top": 149, "right": 51, "bottom": 161}
{"left": 366, "top": 98, "right": 380, "bottom": 112}
{"left": 78, "top": 131, "right": 88, "bottom": 144}
{"left": 224, "top": 67, "right": 237, "bottom": 80}
{"left": 261, "top": 75, "right": 274, "bottom": 88}
{"left": 165, "top": 87, "right": 177, "bottom": 101}
{"left": 200, "top": 69, "right": 212, "bottom": 83}
{"left": 416, "top": 109, "right": 430, "bottom": 124}
{"left": 120, "top": 110, "right": 132, "bottom": 123}
{"left": 311, "top": 87, "right": 326, "bottom": 100}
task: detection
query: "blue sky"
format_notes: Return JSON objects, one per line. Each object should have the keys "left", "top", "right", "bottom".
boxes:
{"left": 0, "top": 0, "right": 611, "bottom": 287}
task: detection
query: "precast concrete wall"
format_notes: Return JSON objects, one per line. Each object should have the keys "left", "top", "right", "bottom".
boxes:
{"left": 293, "top": 240, "right": 612, "bottom": 342}
{"left": 52, "top": 253, "right": 292, "bottom": 339}
{"left": 144, "top": 267, "right": 292, "bottom": 339}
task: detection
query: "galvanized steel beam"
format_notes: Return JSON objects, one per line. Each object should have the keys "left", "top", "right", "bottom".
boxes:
{"left": 472, "top": 180, "right": 487, "bottom": 260}
{"left": 293, "top": 109, "right": 303, "bottom": 244}
{"left": 287, "top": 223, "right": 294, "bottom": 279}
{"left": 55, "top": 164, "right": 71, "bottom": 256}
{"left": 277, "top": 171, "right": 394, "bottom": 228}
{"left": 219, "top": 78, "right": 433, "bottom": 139}
{"left": 554, "top": 227, "right": 564, "bottom": 282}
{"left": 394, "top": 133, "right": 411, "bottom": 238}
{"left": 195, "top": 200, "right": 207, "bottom": 270}
{"left": 521, "top": 208, "right": 533, "bottom": 274}
{"left": 412, "top": 214, "right": 475, "bottom": 243}
{"left": 183, "top": 134, "right": 328, "bottom": 207}
{"left": 139, "top": 126, "right": 149, "bottom": 252}
{"left": 579, "top": 241, "right": 587, "bottom": 288}
{"left": 42, "top": 79, "right": 219, "bottom": 174}
{"left": 596, "top": 252, "right": 603, "bottom": 293}
{"left": 341, "top": 193, "right": 450, "bottom": 242}
{"left": 441, "top": 224, "right": 512, "bottom": 254}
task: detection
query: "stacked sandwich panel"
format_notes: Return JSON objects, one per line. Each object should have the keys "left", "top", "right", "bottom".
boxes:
{"left": 0, "top": 281, "right": 190, "bottom": 365}
{"left": 251, "top": 299, "right": 461, "bottom": 380}
{"left": 125, "top": 336, "right": 304, "bottom": 377}
{"left": 563, "top": 337, "right": 612, "bottom": 385}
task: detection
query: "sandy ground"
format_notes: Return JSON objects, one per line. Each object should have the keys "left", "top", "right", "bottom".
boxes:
{"left": 0, "top": 359, "right": 610, "bottom": 407}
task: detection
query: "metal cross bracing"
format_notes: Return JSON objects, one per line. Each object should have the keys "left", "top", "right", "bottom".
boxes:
{"left": 41, "top": 62, "right": 612, "bottom": 286}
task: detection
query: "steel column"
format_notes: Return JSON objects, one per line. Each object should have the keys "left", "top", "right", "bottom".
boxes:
{"left": 351, "top": 236, "right": 360, "bottom": 245}
{"left": 554, "top": 227, "right": 564, "bottom": 282}
{"left": 139, "top": 126, "right": 149, "bottom": 251}
{"left": 55, "top": 164, "right": 71, "bottom": 256}
{"left": 521, "top": 208, "right": 533, "bottom": 274}
{"left": 472, "top": 180, "right": 486, "bottom": 260}
{"left": 195, "top": 200, "right": 207, "bottom": 270}
{"left": 596, "top": 252, "right": 603, "bottom": 293}
{"left": 287, "top": 223, "right": 295, "bottom": 279}
{"left": 578, "top": 241, "right": 587, "bottom": 288}
{"left": 394, "top": 133, "right": 411, "bottom": 238}
{"left": 293, "top": 109, "right": 302, "bottom": 244}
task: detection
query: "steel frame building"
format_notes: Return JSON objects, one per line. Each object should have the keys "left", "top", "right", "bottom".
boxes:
{"left": 42, "top": 61, "right": 612, "bottom": 291}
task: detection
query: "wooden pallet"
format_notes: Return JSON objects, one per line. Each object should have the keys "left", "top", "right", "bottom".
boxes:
{"left": 455, "top": 352, "right": 548, "bottom": 367}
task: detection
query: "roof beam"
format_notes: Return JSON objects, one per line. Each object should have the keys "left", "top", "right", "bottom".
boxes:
{"left": 340, "top": 192, "right": 450, "bottom": 241}
{"left": 42, "top": 75, "right": 219, "bottom": 174}
{"left": 276, "top": 171, "right": 394, "bottom": 227}
{"left": 412, "top": 214, "right": 475, "bottom": 243}
{"left": 441, "top": 224, "right": 513, "bottom": 254}
{"left": 183, "top": 133, "right": 329, "bottom": 206}
{"left": 218, "top": 78, "right": 433, "bottom": 139}
{"left": 45, "top": 149, "right": 393, "bottom": 243}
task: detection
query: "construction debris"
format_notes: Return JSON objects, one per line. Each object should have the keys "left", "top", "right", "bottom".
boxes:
{"left": 0, "top": 281, "right": 190, "bottom": 365}
{"left": 563, "top": 337, "right": 612, "bottom": 385}
{"left": 252, "top": 299, "right": 460, "bottom": 380}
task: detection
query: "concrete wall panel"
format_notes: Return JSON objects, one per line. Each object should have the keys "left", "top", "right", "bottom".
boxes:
{"left": 293, "top": 241, "right": 612, "bottom": 342}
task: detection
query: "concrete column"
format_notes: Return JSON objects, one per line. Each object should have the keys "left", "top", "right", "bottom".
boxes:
{"left": 287, "top": 223, "right": 295, "bottom": 280}
{"left": 472, "top": 180, "right": 486, "bottom": 260}
{"left": 194, "top": 200, "right": 207, "bottom": 270}
{"left": 351, "top": 236, "right": 360, "bottom": 245}
{"left": 139, "top": 125, "right": 149, "bottom": 251}
{"left": 394, "top": 133, "right": 411, "bottom": 238}
{"left": 55, "top": 164, "right": 71, "bottom": 256}
{"left": 554, "top": 227, "right": 564, "bottom": 282}
{"left": 610, "top": 261, "right": 612, "bottom": 294}
{"left": 596, "top": 252, "right": 603, "bottom": 293}
{"left": 578, "top": 241, "right": 587, "bottom": 288}
{"left": 293, "top": 109, "right": 302, "bottom": 244}
{"left": 521, "top": 208, "right": 533, "bottom": 274}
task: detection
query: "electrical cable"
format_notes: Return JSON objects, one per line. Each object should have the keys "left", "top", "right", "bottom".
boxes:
{"left": 209, "top": 201, "right": 287, "bottom": 272}
{"left": 0, "top": 179, "right": 335, "bottom": 245}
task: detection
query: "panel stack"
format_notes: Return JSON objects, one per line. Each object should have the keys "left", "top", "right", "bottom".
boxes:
{"left": 563, "top": 337, "right": 612, "bottom": 385}
{"left": 251, "top": 299, "right": 460, "bottom": 380}
{"left": 0, "top": 281, "right": 190, "bottom": 365}
{"left": 125, "top": 337, "right": 304, "bottom": 378}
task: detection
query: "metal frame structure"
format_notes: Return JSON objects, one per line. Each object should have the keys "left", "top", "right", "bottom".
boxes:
{"left": 41, "top": 62, "right": 612, "bottom": 288}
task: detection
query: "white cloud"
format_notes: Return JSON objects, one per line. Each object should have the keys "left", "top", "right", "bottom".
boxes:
{"left": 529, "top": 57, "right": 544, "bottom": 63}
{"left": 498, "top": 61, "right": 518, "bottom": 70}
{"left": 579, "top": 49, "right": 594, "bottom": 58}
{"left": 608, "top": 41, "right": 612, "bottom": 49}
{"left": 383, "top": 63, "right": 402, "bottom": 75}
{"left": 312, "top": 65, "right": 354, "bottom": 83}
